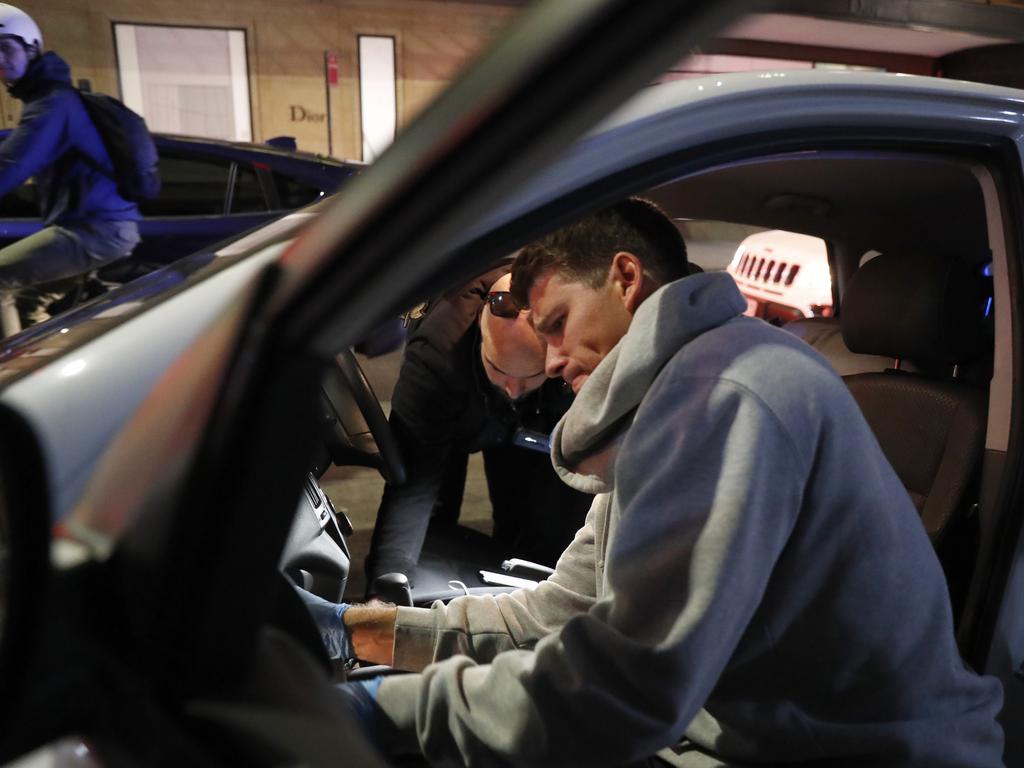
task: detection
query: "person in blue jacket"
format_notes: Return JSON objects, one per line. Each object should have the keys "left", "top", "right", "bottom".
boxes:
{"left": 0, "top": 4, "right": 140, "bottom": 326}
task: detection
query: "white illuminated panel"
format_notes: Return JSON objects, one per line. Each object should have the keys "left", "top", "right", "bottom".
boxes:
{"left": 114, "top": 24, "right": 252, "bottom": 142}
{"left": 359, "top": 35, "right": 397, "bottom": 163}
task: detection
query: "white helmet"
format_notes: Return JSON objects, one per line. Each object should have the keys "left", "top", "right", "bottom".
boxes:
{"left": 0, "top": 4, "right": 40, "bottom": 51}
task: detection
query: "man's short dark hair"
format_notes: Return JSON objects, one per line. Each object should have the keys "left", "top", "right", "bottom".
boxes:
{"left": 511, "top": 197, "right": 689, "bottom": 307}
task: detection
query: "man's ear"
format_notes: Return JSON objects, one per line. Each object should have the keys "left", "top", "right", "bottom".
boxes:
{"left": 609, "top": 251, "right": 647, "bottom": 313}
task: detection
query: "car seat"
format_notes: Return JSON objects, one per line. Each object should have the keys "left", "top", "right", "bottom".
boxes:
{"left": 787, "top": 251, "right": 991, "bottom": 538}
{"left": 839, "top": 251, "right": 991, "bottom": 537}
{"left": 786, "top": 252, "right": 992, "bottom": 618}
{"left": 825, "top": 251, "right": 991, "bottom": 618}
{"left": 784, "top": 316, "right": 899, "bottom": 377}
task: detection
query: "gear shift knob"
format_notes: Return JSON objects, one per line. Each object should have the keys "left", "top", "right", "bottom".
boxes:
{"left": 371, "top": 572, "right": 413, "bottom": 607}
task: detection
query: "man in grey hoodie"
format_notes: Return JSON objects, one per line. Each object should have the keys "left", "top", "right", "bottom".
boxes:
{"left": 334, "top": 198, "right": 1004, "bottom": 767}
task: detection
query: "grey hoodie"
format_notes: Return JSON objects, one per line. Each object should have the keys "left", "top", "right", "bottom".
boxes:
{"left": 376, "top": 273, "right": 1003, "bottom": 767}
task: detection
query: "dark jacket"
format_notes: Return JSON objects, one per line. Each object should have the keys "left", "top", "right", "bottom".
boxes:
{"left": 1, "top": 51, "right": 140, "bottom": 226}
{"left": 366, "top": 267, "right": 591, "bottom": 582}
{"left": 394, "top": 267, "right": 574, "bottom": 451}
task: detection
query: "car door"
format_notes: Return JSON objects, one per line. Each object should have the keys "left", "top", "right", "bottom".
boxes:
{"left": 167, "top": 69, "right": 1024, "bottom": 768}
{"left": 110, "top": 0, "right": 746, "bottom": 678}
{"left": 7, "top": 0, "right": 1024, "bottom": 765}
{"left": 0, "top": 1, "right": 744, "bottom": 763}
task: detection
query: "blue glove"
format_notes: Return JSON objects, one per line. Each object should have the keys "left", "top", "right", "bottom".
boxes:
{"left": 335, "top": 678, "right": 386, "bottom": 745}
{"left": 295, "top": 586, "right": 355, "bottom": 661}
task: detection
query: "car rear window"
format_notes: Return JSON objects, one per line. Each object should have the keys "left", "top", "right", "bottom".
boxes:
{"left": 272, "top": 172, "right": 323, "bottom": 210}
{"left": 141, "top": 155, "right": 231, "bottom": 216}
{"left": 231, "top": 165, "right": 268, "bottom": 214}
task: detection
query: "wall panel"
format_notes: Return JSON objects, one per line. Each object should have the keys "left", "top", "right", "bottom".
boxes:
{"left": 11, "top": 0, "right": 517, "bottom": 158}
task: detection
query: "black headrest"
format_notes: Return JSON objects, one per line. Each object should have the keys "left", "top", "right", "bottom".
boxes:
{"left": 841, "top": 252, "right": 989, "bottom": 364}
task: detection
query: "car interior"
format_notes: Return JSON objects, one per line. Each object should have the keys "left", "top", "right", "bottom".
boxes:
{"left": 648, "top": 148, "right": 1003, "bottom": 643}
{"left": 2, "top": 138, "right": 1011, "bottom": 763}
{"left": 281, "top": 346, "right": 533, "bottom": 612}
{"left": 7, "top": 0, "right": 1022, "bottom": 759}
{"left": 275, "top": 146, "right": 1010, "bottom": 675}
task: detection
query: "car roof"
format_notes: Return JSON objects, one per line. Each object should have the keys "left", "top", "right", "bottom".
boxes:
{"left": 598, "top": 69, "right": 1024, "bottom": 132}
{"left": 480, "top": 70, "right": 1023, "bottom": 217}
{"left": 0, "top": 126, "right": 364, "bottom": 169}
{"left": 153, "top": 132, "right": 364, "bottom": 168}
{"left": 441, "top": 69, "right": 1021, "bottom": 264}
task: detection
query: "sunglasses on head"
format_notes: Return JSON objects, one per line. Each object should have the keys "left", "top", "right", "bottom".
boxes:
{"left": 486, "top": 291, "right": 523, "bottom": 319}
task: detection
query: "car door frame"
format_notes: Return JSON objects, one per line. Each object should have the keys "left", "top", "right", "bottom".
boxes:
{"left": 112, "top": 0, "right": 750, "bottom": 702}
{"left": 0, "top": 2, "right": 751, "bottom": 758}
{"left": 12, "top": 2, "right": 1024, "bottom": 763}
{"left": 125, "top": 45, "right": 1024, "bottom": 722}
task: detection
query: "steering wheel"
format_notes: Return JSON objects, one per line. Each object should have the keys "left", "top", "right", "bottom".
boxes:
{"left": 325, "top": 349, "right": 407, "bottom": 486}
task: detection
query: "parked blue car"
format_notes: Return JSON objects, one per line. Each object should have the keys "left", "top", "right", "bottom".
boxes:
{"left": 0, "top": 132, "right": 360, "bottom": 270}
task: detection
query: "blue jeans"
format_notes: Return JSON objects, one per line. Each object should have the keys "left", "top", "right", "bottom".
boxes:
{"left": 0, "top": 220, "right": 140, "bottom": 325}
{"left": 0, "top": 220, "right": 140, "bottom": 289}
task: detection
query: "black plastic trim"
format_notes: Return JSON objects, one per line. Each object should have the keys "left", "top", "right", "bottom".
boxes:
{"left": 0, "top": 405, "right": 52, "bottom": 739}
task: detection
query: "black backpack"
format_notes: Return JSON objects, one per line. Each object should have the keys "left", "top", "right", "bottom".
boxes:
{"left": 77, "top": 90, "right": 161, "bottom": 202}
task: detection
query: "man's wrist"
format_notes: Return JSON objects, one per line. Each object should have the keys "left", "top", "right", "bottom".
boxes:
{"left": 343, "top": 601, "right": 399, "bottom": 666}
{"left": 293, "top": 586, "right": 354, "bottom": 661}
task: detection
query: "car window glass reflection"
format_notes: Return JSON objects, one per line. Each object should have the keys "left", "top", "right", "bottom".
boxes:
{"left": 272, "top": 172, "right": 322, "bottom": 210}
{"left": 139, "top": 155, "right": 230, "bottom": 217}
{"left": 231, "top": 165, "right": 268, "bottom": 214}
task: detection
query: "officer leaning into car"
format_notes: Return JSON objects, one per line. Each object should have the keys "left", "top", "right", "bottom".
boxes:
{"left": 363, "top": 263, "right": 593, "bottom": 594}
{"left": 0, "top": 4, "right": 141, "bottom": 328}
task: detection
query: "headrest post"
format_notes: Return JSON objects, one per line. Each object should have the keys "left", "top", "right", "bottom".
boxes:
{"left": 953, "top": 364, "right": 960, "bottom": 379}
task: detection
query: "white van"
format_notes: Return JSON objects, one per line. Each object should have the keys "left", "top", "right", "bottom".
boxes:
{"left": 726, "top": 229, "right": 833, "bottom": 325}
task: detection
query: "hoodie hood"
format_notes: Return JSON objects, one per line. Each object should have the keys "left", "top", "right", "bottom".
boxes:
{"left": 9, "top": 51, "right": 70, "bottom": 101}
{"left": 551, "top": 272, "right": 746, "bottom": 492}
